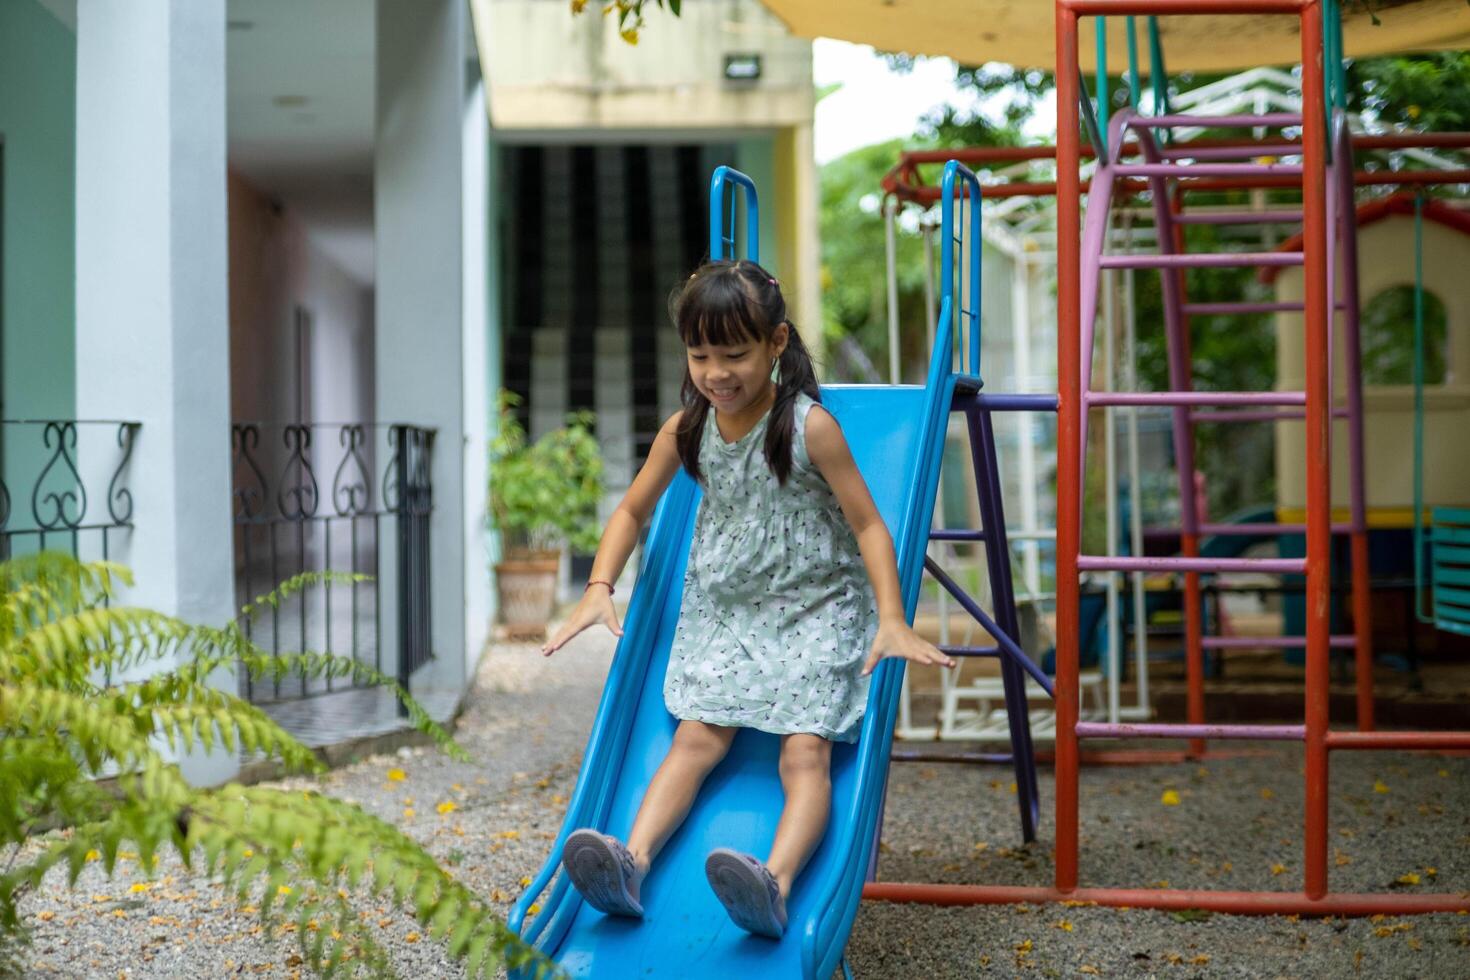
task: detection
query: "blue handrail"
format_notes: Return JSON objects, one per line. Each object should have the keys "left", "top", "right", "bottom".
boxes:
{"left": 709, "top": 165, "right": 760, "bottom": 263}
{"left": 933, "top": 160, "right": 985, "bottom": 383}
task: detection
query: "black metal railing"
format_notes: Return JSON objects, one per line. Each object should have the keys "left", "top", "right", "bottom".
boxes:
{"left": 0, "top": 419, "right": 140, "bottom": 561}
{"left": 231, "top": 422, "right": 435, "bottom": 707}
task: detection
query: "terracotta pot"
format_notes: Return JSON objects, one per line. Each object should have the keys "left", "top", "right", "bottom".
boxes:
{"left": 495, "top": 549, "right": 561, "bottom": 632}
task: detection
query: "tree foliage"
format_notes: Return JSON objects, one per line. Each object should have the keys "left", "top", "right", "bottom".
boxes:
{"left": 0, "top": 554, "right": 546, "bottom": 978}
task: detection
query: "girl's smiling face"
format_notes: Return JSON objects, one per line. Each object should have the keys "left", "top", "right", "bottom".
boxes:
{"left": 686, "top": 322, "right": 788, "bottom": 415}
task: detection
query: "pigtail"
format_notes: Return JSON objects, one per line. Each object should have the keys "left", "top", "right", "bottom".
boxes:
{"left": 675, "top": 381, "right": 711, "bottom": 483}
{"left": 763, "top": 314, "right": 822, "bottom": 485}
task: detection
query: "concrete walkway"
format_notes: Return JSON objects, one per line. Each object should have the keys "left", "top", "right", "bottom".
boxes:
{"left": 15, "top": 628, "right": 1470, "bottom": 978}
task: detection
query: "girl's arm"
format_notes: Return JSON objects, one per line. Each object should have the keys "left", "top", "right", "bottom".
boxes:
{"left": 541, "top": 411, "right": 686, "bottom": 656}
{"left": 804, "top": 407, "right": 956, "bottom": 676}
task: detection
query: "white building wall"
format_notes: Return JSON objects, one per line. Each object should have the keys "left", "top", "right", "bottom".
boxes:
{"left": 375, "top": 0, "right": 477, "bottom": 699}
{"left": 73, "top": 0, "right": 237, "bottom": 785}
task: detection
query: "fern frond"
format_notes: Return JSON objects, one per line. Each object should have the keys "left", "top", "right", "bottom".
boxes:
{"left": 188, "top": 786, "right": 543, "bottom": 978}
{"left": 239, "top": 572, "right": 371, "bottom": 622}
{"left": 3, "top": 606, "right": 193, "bottom": 687}
{"left": 118, "top": 674, "right": 324, "bottom": 774}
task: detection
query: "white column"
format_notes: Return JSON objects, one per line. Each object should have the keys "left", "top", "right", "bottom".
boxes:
{"left": 462, "top": 73, "right": 493, "bottom": 681}
{"left": 376, "top": 0, "right": 470, "bottom": 698}
{"left": 74, "top": 0, "right": 235, "bottom": 784}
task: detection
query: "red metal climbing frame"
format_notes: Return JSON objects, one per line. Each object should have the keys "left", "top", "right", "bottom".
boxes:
{"left": 864, "top": 0, "right": 1470, "bottom": 917}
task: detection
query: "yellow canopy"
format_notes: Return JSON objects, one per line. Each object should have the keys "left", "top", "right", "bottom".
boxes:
{"left": 758, "top": 0, "right": 1470, "bottom": 72}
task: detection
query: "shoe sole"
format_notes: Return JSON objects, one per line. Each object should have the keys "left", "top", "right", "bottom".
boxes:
{"left": 705, "top": 848, "right": 785, "bottom": 939}
{"left": 562, "top": 830, "right": 643, "bottom": 917}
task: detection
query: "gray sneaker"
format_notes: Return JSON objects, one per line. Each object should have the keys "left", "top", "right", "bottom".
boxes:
{"left": 704, "top": 848, "right": 787, "bottom": 939}
{"left": 561, "top": 829, "right": 644, "bottom": 917}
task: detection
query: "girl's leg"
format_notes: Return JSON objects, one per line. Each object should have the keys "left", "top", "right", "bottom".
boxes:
{"left": 764, "top": 733, "right": 833, "bottom": 899}
{"left": 624, "top": 720, "right": 738, "bottom": 894}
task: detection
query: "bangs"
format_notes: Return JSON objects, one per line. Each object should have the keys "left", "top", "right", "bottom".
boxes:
{"left": 676, "top": 274, "right": 764, "bottom": 348}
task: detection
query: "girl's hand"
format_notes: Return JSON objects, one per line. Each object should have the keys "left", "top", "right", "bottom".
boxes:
{"left": 860, "top": 619, "right": 956, "bottom": 677}
{"left": 541, "top": 585, "right": 623, "bottom": 656}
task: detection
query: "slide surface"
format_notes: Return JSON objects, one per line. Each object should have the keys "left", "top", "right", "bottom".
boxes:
{"left": 511, "top": 382, "right": 951, "bottom": 979}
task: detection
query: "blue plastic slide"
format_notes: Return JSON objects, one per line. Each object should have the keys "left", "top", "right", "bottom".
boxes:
{"left": 508, "top": 379, "right": 955, "bottom": 979}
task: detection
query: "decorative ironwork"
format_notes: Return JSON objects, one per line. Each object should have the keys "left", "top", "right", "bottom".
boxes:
{"left": 276, "top": 425, "right": 319, "bottom": 520}
{"left": 229, "top": 422, "right": 436, "bottom": 708}
{"left": 107, "top": 423, "right": 139, "bottom": 525}
{"left": 32, "top": 422, "right": 87, "bottom": 530}
{"left": 332, "top": 424, "right": 371, "bottom": 516}
{"left": 0, "top": 420, "right": 140, "bottom": 559}
{"left": 231, "top": 424, "right": 268, "bottom": 520}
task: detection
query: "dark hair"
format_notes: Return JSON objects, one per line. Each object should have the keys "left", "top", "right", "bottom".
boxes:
{"left": 669, "top": 259, "right": 820, "bottom": 485}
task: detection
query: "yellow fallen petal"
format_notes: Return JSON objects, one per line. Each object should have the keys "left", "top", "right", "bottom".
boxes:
{"left": 528, "top": 903, "right": 541, "bottom": 916}
{"left": 130, "top": 883, "right": 151, "bottom": 893}
{"left": 1160, "top": 789, "right": 1182, "bottom": 806}
{"left": 278, "top": 885, "right": 293, "bottom": 896}
{"left": 1373, "top": 779, "right": 1390, "bottom": 794}
{"left": 84, "top": 850, "right": 100, "bottom": 862}
{"left": 1271, "top": 863, "right": 1288, "bottom": 876}
{"left": 1260, "top": 787, "right": 1275, "bottom": 800}
{"left": 405, "top": 932, "right": 420, "bottom": 943}
{"left": 402, "top": 808, "right": 415, "bottom": 820}
{"left": 520, "top": 876, "right": 533, "bottom": 887}
{"left": 1054, "top": 920, "right": 1074, "bottom": 932}
{"left": 387, "top": 768, "right": 407, "bottom": 782}
{"left": 1397, "top": 872, "right": 1421, "bottom": 886}
{"left": 436, "top": 801, "right": 457, "bottom": 815}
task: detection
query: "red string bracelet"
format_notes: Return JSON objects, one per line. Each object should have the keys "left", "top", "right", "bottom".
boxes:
{"left": 585, "top": 579, "right": 615, "bottom": 596}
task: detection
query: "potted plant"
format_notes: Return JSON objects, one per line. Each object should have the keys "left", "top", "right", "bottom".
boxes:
{"left": 488, "top": 392, "right": 604, "bottom": 635}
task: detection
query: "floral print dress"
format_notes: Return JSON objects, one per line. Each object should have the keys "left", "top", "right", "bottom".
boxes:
{"left": 663, "top": 393, "right": 878, "bottom": 743}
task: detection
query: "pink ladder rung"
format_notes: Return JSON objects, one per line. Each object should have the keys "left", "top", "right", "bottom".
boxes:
{"left": 1099, "top": 251, "right": 1304, "bottom": 269}
{"left": 1174, "top": 210, "right": 1304, "bottom": 225}
{"left": 1114, "top": 162, "right": 1304, "bottom": 178}
{"left": 1075, "top": 722, "right": 1306, "bottom": 741}
{"left": 1089, "top": 391, "right": 1305, "bottom": 408}
{"left": 1077, "top": 555, "right": 1307, "bottom": 575}
{"left": 1127, "top": 112, "right": 1303, "bottom": 129}
{"left": 1201, "top": 635, "right": 1358, "bottom": 650}
{"left": 1160, "top": 143, "right": 1304, "bottom": 161}
{"left": 1181, "top": 300, "right": 1346, "bottom": 315}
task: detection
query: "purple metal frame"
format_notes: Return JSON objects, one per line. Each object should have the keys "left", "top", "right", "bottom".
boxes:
{"left": 1074, "top": 104, "right": 1373, "bottom": 751}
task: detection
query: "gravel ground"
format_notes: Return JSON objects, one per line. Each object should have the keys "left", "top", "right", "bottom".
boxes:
{"left": 12, "top": 628, "right": 1470, "bottom": 978}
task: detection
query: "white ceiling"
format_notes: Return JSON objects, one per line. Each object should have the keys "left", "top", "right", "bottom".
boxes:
{"left": 226, "top": 0, "right": 377, "bottom": 284}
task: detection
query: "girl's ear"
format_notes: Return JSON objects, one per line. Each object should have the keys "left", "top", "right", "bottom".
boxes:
{"left": 771, "top": 321, "right": 790, "bottom": 358}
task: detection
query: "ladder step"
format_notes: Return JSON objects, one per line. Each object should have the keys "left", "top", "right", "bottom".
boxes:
{"left": 1115, "top": 162, "right": 1304, "bottom": 179}
{"left": 931, "top": 529, "right": 986, "bottom": 542}
{"left": 1089, "top": 391, "right": 1305, "bottom": 408}
{"left": 1099, "top": 251, "right": 1303, "bottom": 270}
{"left": 1201, "top": 635, "right": 1357, "bottom": 649}
{"left": 1159, "top": 143, "right": 1302, "bottom": 161}
{"left": 1129, "top": 112, "right": 1302, "bottom": 129}
{"left": 938, "top": 644, "right": 1002, "bottom": 658}
{"left": 1189, "top": 406, "right": 1351, "bottom": 423}
{"left": 1182, "top": 300, "right": 1347, "bottom": 315}
{"left": 1174, "top": 210, "right": 1303, "bottom": 225}
{"left": 1075, "top": 721, "right": 1305, "bottom": 741}
{"left": 1076, "top": 555, "right": 1307, "bottom": 575}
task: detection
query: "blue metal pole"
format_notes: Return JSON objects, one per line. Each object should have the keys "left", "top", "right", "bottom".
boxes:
{"left": 707, "top": 165, "right": 760, "bottom": 263}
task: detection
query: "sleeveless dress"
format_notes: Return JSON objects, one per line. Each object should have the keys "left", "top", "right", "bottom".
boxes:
{"left": 663, "top": 393, "right": 878, "bottom": 743}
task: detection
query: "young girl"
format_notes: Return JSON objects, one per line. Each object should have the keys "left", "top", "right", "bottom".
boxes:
{"left": 540, "top": 259, "right": 954, "bottom": 939}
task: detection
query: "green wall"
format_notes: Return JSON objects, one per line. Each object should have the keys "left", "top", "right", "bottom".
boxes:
{"left": 0, "top": 0, "right": 76, "bottom": 425}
